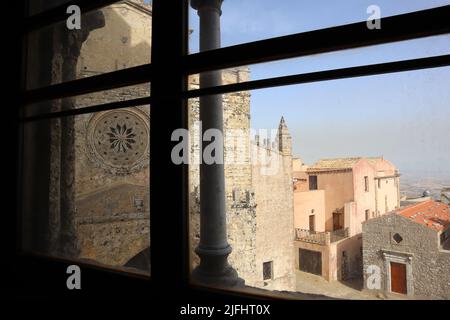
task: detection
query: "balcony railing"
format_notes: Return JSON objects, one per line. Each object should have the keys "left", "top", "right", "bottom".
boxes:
{"left": 295, "top": 228, "right": 349, "bottom": 245}
{"left": 330, "top": 228, "right": 349, "bottom": 243}
{"left": 295, "top": 229, "right": 326, "bottom": 244}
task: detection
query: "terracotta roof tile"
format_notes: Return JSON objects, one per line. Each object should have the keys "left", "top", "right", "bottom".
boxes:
{"left": 396, "top": 200, "right": 450, "bottom": 232}
{"left": 307, "top": 157, "right": 382, "bottom": 172}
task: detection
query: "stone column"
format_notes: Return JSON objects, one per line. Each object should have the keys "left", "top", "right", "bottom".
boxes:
{"left": 190, "top": 0, "right": 242, "bottom": 287}
{"left": 55, "top": 10, "right": 105, "bottom": 257}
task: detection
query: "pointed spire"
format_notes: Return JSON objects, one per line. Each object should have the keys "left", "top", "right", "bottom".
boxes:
{"left": 277, "top": 116, "right": 292, "bottom": 156}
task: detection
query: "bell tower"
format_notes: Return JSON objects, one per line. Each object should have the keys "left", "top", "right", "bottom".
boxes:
{"left": 278, "top": 116, "right": 292, "bottom": 156}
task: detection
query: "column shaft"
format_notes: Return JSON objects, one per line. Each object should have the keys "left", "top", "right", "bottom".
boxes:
{"left": 191, "top": 0, "right": 242, "bottom": 287}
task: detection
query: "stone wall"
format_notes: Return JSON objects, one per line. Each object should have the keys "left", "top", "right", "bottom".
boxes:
{"left": 72, "top": 1, "right": 152, "bottom": 268}
{"left": 332, "top": 234, "right": 363, "bottom": 281}
{"left": 188, "top": 70, "right": 295, "bottom": 291}
{"left": 77, "top": 0, "right": 151, "bottom": 76}
{"left": 363, "top": 214, "right": 450, "bottom": 299}
{"left": 252, "top": 144, "right": 295, "bottom": 291}
{"left": 74, "top": 92, "right": 150, "bottom": 266}
{"left": 188, "top": 70, "right": 259, "bottom": 285}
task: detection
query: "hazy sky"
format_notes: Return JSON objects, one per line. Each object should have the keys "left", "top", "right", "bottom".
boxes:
{"left": 189, "top": 1, "right": 450, "bottom": 176}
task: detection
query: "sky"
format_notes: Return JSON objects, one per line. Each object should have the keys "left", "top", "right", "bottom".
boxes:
{"left": 189, "top": 0, "right": 450, "bottom": 176}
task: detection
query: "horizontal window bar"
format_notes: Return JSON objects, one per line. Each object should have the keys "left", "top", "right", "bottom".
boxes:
{"left": 23, "top": 6, "right": 449, "bottom": 105}
{"left": 183, "top": 55, "right": 450, "bottom": 98}
{"left": 23, "top": 64, "right": 152, "bottom": 105}
{"left": 18, "top": 251, "right": 151, "bottom": 280}
{"left": 23, "top": 0, "right": 119, "bottom": 33}
{"left": 22, "top": 55, "right": 450, "bottom": 123}
{"left": 183, "top": 5, "right": 450, "bottom": 74}
{"left": 21, "top": 96, "right": 152, "bottom": 122}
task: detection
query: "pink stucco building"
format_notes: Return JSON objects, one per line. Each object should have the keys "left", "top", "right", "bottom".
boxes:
{"left": 293, "top": 157, "right": 400, "bottom": 281}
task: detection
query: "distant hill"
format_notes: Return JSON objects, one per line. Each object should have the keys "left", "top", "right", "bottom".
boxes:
{"left": 400, "top": 170, "right": 450, "bottom": 200}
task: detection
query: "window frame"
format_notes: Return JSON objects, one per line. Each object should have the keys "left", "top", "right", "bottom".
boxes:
{"left": 263, "top": 261, "right": 273, "bottom": 281}
{"left": 309, "top": 175, "right": 318, "bottom": 190}
{"left": 13, "top": 0, "right": 450, "bottom": 299}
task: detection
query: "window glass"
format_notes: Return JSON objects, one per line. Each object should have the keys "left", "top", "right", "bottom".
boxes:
{"left": 21, "top": 106, "right": 151, "bottom": 276}
{"left": 189, "top": 0, "right": 450, "bottom": 53}
{"left": 26, "top": 1, "right": 152, "bottom": 90}
{"left": 188, "top": 34, "right": 450, "bottom": 90}
{"left": 188, "top": 66, "right": 449, "bottom": 299}
{"left": 24, "top": 83, "right": 150, "bottom": 118}
{"left": 27, "top": 0, "right": 76, "bottom": 16}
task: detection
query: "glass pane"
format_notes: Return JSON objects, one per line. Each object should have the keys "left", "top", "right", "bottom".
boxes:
{"left": 189, "top": 0, "right": 450, "bottom": 53}
{"left": 27, "top": 0, "right": 75, "bottom": 16}
{"left": 189, "top": 34, "right": 450, "bottom": 89}
{"left": 24, "top": 83, "right": 151, "bottom": 118}
{"left": 26, "top": 1, "right": 152, "bottom": 90}
{"left": 187, "top": 66, "right": 450, "bottom": 299}
{"left": 21, "top": 106, "right": 151, "bottom": 275}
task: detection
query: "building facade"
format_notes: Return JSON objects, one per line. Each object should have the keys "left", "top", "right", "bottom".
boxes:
{"left": 363, "top": 200, "right": 450, "bottom": 299}
{"left": 293, "top": 157, "right": 400, "bottom": 281}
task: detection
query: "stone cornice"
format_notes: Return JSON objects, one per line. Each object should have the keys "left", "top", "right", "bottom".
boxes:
{"left": 374, "top": 174, "right": 401, "bottom": 179}
{"left": 116, "top": 0, "right": 152, "bottom": 16}
{"left": 306, "top": 168, "right": 353, "bottom": 174}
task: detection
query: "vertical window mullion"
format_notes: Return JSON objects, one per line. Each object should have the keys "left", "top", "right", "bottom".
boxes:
{"left": 150, "top": 0, "right": 189, "bottom": 294}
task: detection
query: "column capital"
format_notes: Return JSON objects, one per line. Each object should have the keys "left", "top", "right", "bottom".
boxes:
{"left": 191, "top": 0, "right": 223, "bottom": 14}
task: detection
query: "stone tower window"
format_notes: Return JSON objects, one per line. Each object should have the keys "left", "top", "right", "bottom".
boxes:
{"left": 263, "top": 261, "right": 273, "bottom": 280}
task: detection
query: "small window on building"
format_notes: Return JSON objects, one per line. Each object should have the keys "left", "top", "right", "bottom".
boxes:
{"left": 263, "top": 261, "right": 273, "bottom": 280}
{"left": 309, "top": 215, "right": 315, "bottom": 232}
{"left": 378, "top": 179, "right": 381, "bottom": 189}
{"left": 440, "top": 232, "right": 445, "bottom": 246}
{"left": 365, "top": 209, "right": 370, "bottom": 221}
{"left": 309, "top": 175, "right": 318, "bottom": 190}
{"left": 393, "top": 233, "right": 403, "bottom": 244}
{"left": 364, "top": 176, "right": 369, "bottom": 192}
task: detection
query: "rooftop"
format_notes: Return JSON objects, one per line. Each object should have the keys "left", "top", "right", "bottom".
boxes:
{"left": 307, "top": 157, "right": 382, "bottom": 172}
{"left": 396, "top": 200, "right": 450, "bottom": 232}
{"left": 293, "top": 171, "right": 308, "bottom": 180}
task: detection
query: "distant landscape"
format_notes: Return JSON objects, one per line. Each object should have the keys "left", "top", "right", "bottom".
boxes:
{"left": 400, "top": 169, "right": 450, "bottom": 200}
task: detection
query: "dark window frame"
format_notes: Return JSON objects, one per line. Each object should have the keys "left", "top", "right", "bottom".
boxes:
{"left": 14, "top": 1, "right": 450, "bottom": 299}
{"left": 263, "top": 261, "right": 273, "bottom": 281}
{"left": 364, "top": 176, "right": 369, "bottom": 192}
{"left": 309, "top": 175, "right": 318, "bottom": 190}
